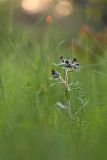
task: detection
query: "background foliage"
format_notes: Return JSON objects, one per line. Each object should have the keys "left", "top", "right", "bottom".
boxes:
{"left": 0, "top": 0, "right": 107, "bottom": 160}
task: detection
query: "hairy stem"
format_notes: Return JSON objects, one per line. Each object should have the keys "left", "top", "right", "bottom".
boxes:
{"left": 68, "top": 97, "right": 72, "bottom": 126}
{"left": 65, "top": 69, "right": 72, "bottom": 122}
{"left": 65, "top": 69, "right": 69, "bottom": 87}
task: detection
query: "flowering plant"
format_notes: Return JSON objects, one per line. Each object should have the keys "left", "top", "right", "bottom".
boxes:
{"left": 50, "top": 56, "right": 82, "bottom": 123}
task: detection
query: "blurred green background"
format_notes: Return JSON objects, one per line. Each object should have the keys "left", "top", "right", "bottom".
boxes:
{"left": 0, "top": 0, "right": 107, "bottom": 160}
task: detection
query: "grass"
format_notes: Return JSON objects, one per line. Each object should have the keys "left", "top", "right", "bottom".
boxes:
{"left": 0, "top": 6, "right": 107, "bottom": 160}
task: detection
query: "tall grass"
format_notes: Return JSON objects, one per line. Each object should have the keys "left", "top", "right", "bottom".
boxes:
{"left": 0, "top": 4, "right": 107, "bottom": 160}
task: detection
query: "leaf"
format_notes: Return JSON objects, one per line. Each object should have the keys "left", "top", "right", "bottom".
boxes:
{"left": 64, "top": 88, "right": 70, "bottom": 101}
{"left": 49, "top": 83, "right": 55, "bottom": 87}
{"left": 56, "top": 102, "right": 66, "bottom": 109}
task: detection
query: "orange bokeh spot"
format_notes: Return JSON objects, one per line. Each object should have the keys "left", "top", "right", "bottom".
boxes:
{"left": 95, "top": 31, "right": 107, "bottom": 44}
{"left": 80, "top": 25, "right": 92, "bottom": 36}
{"left": 46, "top": 15, "right": 52, "bottom": 23}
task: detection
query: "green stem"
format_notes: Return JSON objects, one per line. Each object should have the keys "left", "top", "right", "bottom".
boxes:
{"left": 68, "top": 97, "right": 71, "bottom": 118}
{"left": 65, "top": 69, "right": 69, "bottom": 88}
{"left": 65, "top": 69, "right": 72, "bottom": 124}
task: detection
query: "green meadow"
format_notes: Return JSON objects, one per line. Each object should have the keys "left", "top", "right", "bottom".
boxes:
{"left": 0, "top": 2, "right": 107, "bottom": 160}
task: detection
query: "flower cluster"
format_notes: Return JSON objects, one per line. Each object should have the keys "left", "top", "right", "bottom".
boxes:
{"left": 51, "top": 56, "right": 79, "bottom": 79}
{"left": 59, "top": 56, "right": 79, "bottom": 69}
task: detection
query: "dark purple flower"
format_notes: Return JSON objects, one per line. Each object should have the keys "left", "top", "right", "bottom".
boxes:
{"left": 51, "top": 69, "right": 59, "bottom": 78}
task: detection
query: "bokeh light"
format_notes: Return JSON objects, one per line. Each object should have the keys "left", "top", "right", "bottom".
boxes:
{"left": 21, "top": 0, "right": 53, "bottom": 14}
{"left": 53, "top": 0, "right": 73, "bottom": 18}
{"left": 21, "top": 0, "right": 74, "bottom": 18}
